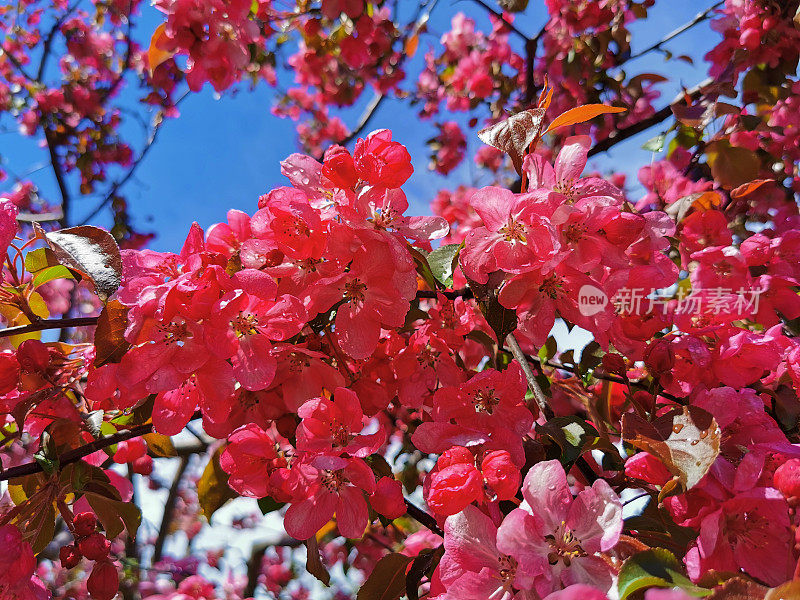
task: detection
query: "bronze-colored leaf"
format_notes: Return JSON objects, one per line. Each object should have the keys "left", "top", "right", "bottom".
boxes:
{"left": 477, "top": 108, "right": 546, "bottom": 175}
{"left": 143, "top": 432, "right": 177, "bottom": 457}
{"left": 197, "top": 446, "right": 237, "bottom": 521}
{"left": 357, "top": 553, "right": 414, "bottom": 600}
{"left": 304, "top": 536, "right": 331, "bottom": 586}
{"left": 705, "top": 141, "right": 761, "bottom": 190}
{"left": 34, "top": 224, "right": 122, "bottom": 302}
{"left": 94, "top": 299, "right": 131, "bottom": 367}
{"left": 623, "top": 406, "right": 720, "bottom": 491}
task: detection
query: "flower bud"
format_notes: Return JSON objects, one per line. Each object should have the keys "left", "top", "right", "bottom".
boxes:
{"left": 481, "top": 450, "right": 520, "bottom": 501}
{"left": 369, "top": 477, "right": 406, "bottom": 519}
{"left": 16, "top": 339, "right": 50, "bottom": 373}
{"left": 87, "top": 560, "right": 119, "bottom": 600}
{"left": 73, "top": 512, "right": 97, "bottom": 537}
{"left": 59, "top": 544, "right": 82, "bottom": 569}
{"left": 131, "top": 454, "right": 153, "bottom": 476}
{"left": 79, "top": 532, "right": 111, "bottom": 561}
{"left": 774, "top": 459, "right": 800, "bottom": 499}
{"left": 322, "top": 145, "right": 358, "bottom": 189}
{"left": 644, "top": 340, "right": 674, "bottom": 378}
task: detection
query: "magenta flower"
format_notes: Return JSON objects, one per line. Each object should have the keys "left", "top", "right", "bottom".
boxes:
{"left": 496, "top": 460, "right": 622, "bottom": 596}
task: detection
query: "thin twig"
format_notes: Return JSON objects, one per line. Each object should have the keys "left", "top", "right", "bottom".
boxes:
{"left": 505, "top": 332, "right": 550, "bottom": 415}
{"left": 626, "top": 2, "right": 723, "bottom": 61}
{"left": 338, "top": 93, "right": 386, "bottom": 148}
{"left": 465, "top": 0, "right": 529, "bottom": 41}
{"left": 78, "top": 91, "right": 190, "bottom": 225}
{"left": 0, "top": 316, "right": 99, "bottom": 338}
{"left": 43, "top": 128, "right": 72, "bottom": 227}
{"left": 152, "top": 455, "right": 190, "bottom": 563}
{"left": 405, "top": 500, "right": 444, "bottom": 537}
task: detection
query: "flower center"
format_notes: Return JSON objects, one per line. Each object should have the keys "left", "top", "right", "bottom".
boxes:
{"left": 546, "top": 523, "right": 587, "bottom": 567}
{"left": 497, "top": 554, "right": 517, "bottom": 584}
{"left": 564, "top": 222, "right": 586, "bottom": 243}
{"left": 231, "top": 312, "right": 259, "bottom": 337}
{"left": 499, "top": 218, "right": 527, "bottom": 243}
{"left": 320, "top": 469, "right": 347, "bottom": 492}
{"left": 344, "top": 278, "right": 368, "bottom": 305}
{"left": 472, "top": 388, "right": 499, "bottom": 414}
{"left": 539, "top": 275, "right": 563, "bottom": 300}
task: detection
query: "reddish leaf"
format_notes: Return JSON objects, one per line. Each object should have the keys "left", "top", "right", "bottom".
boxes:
{"left": 623, "top": 406, "right": 721, "bottom": 491}
{"left": 545, "top": 104, "right": 627, "bottom": 134}
{"left": 94, "top": 299, "right": 131, "bottom": 367}
{"left": 357, "top": 553, "right": 414, "bottom": 600}
{"left": 305, "top": 536, "right": 331, "bottom": 586}
{"left": 147, "top": 22, "right": 175, "bottom": 75}
{"left": 404, "top": 34, "right": 419, "bottom": 58}
{"left": 730, "top": 179, "right": 773, "bottom": 199}
{"left": 477, "top": 108, "right": 546, "bottom": 175}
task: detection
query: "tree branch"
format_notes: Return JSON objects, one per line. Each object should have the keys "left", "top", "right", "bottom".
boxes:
{"left": 79, "top": 91, "right": 190, "bottom": 226}
{"left": 43, "top": 127, "right": 72, "bottom": 227}
{"left": 405, "top": 499, "right": 444, "bottom": 537}
{"left": 338, "top": 93, "right": 386, "bottom": 148}
{"left": 0, "top": 423, "right": 153, "bottom": 482}
{"left": 152, "top": 455, "right": 190, "bottom": 564}
{"left": 505, "top": 333, "right": 550, "bottom": 415}
{"left": 466, "top": 0, "right": 530, "bottom": 41}
{"left": 0, "top": 316, "right": 99, "bottom": 338}
{"left": 415, "top": 288, "right": 473, "bottom": 300}
{"left": 587, "top": 78, "right": 712, "bottom": 157}
{"left": 626, "top": 2, "right": 723, "bottom": 62}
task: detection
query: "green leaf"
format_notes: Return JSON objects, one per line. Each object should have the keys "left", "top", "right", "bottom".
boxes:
{"left": 618, "top": 548, "right": 711, "bottom": 599}
{"left": 31, "top": 265, "right": 74, "bottom": 288}
{"left": 24, "top": 247, "right": 60, "bottom": 273}
{"left": 257, "top": 497, "right": 286, "bottom": 515}
{"left": 536, "top": 416, "right": 599, "bottom": 465}
{"left": 642, "top": 133, "right": 666, "bottom": 153}
{"left": 466, "top": 276, "right": 517, "bottom": 344}
{"left": 357, "top": 553, "right": 414, "bottom": 600}
{"left": 409, "top": 246, "right": 438, "bottom": 292}
{"left": 427, "top": 243, "right": 461, "bottom": 288}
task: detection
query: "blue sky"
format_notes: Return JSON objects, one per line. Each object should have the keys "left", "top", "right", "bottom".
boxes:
{"left": 1, "top": 1, "right": 722, "bottom": 252}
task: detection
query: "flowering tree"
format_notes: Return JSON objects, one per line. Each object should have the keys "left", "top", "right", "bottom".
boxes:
{"left": 2, "top": 0, "right": 800, "bottom": 599}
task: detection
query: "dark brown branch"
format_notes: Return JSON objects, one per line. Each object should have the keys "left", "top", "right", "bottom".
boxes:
{"left": 243, "top": 543, "right": 269, "bottom": 598}
{"left": 37, "top": 7, "right": 77, "bottom": 81}
{"left": 626, "top": 2, "right": 723, "bottom": 62}
{"left": 415, "top": 288, "right": 473, "bottom": 300}
{"left": 152, "top": 455, "right": 190, "bottom": 564}
{"left": 338, "top": 93, "right": 386, "bottom": 148}
{"left": 0, "top": 316, "right": 99, "bottom": 338}
{"left": 506, "top": 333, "right": 550, "bottom": 415}
{"left": 43, "top": 128, "right": 72, "bottom": 227}
{"left": 0, "top": 423, "right": 153, "bottom": 482}
{"left": 587, "top": 78, "right": 711, "bottom": 158}
{"left": 405, "top": 499, "right": 444, "bottom": 537}
{"left": 466, "top": 0, "right": 530, "bottom": 41}
{"left": 79, "top": 91, "right": 190, "bottom": 226}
